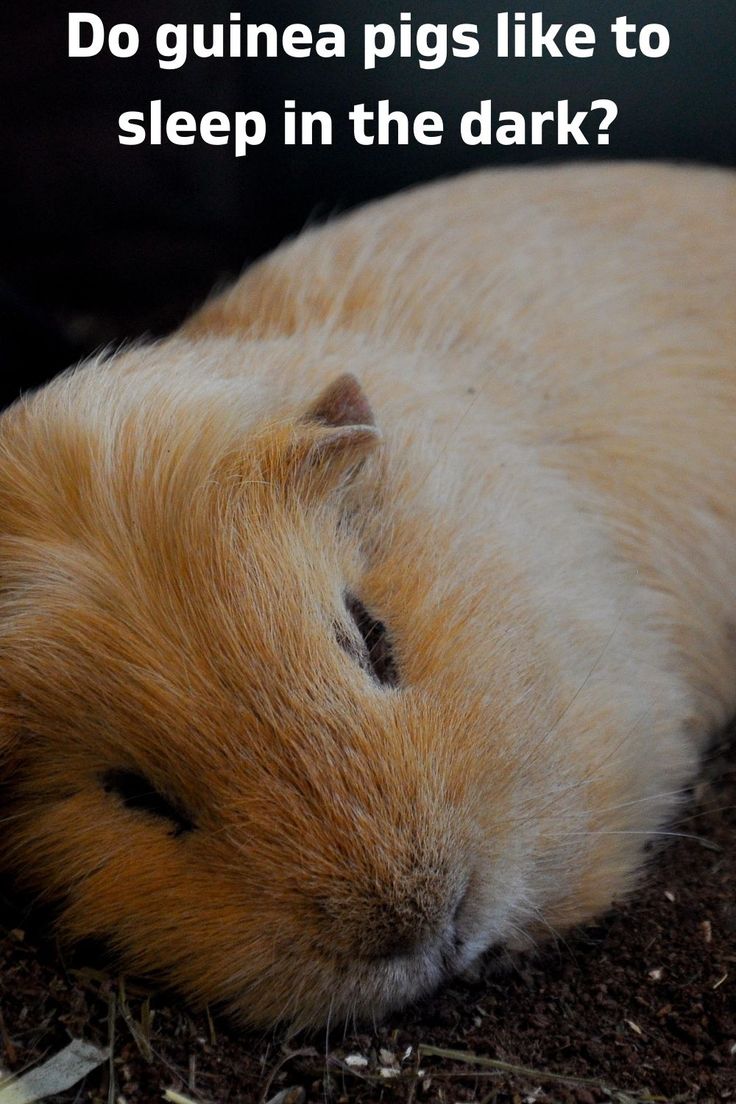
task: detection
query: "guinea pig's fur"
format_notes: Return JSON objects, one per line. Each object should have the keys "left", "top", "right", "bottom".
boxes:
{"left": 0, "top": 163, "right": 734, "bottom": 1028}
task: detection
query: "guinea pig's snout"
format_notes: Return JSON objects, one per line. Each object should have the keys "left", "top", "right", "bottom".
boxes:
{"left": 346, "top": 862, "right": 483, "bottom": 973}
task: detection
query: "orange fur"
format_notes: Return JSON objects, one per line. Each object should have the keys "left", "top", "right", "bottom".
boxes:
{"left": 0, "top": 162, "right": 734, "bottom": 1027}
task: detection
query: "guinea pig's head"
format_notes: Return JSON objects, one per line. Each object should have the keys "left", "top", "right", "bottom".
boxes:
{"left": 0, "top": 345, "right": 493, "bottom": 1028}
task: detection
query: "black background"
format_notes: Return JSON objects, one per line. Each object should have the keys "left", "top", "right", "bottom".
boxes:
{"left": 1, "top": 2, "right": 734, "bottom": 404}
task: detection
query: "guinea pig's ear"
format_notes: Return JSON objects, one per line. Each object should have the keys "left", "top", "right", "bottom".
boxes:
{"left": 285, "top": 374, "right": 381, "bottom": 492}
{"left": 306, "top": 373, "right": 376, "bottom": 430}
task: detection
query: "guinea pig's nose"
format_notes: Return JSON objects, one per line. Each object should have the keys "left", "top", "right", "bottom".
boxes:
{"left": 360, "top": 906, "right": 436, "bottom": 960}
{"left": 358, "top": 874, "right": 474, "bottom": 963}
{"left": 370, "top": 925, "right": 425, "bottom": 959}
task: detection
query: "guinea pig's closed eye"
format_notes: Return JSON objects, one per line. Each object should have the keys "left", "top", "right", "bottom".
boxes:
{"left": 337, "top": 592, "right": 398, "bottom": 688}
{"left": 101, "top": 769, "right": 195, "bottom": 837}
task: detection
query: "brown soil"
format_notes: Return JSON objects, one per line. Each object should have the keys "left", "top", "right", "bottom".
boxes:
{"left": 1, "top": 739, "right": 734, "bottom": 1104}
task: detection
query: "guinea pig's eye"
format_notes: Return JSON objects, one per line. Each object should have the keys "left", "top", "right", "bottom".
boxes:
{"left": 102, "top": 770, "right": 195, "bottom": 836}
{"left": 341, "top": 592, "right": 398, "bottom": 687}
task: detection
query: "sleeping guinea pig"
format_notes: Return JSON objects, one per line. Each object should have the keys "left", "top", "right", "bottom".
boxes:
{"left": 0, "top": 162, "right": 734, "bottom": 1029}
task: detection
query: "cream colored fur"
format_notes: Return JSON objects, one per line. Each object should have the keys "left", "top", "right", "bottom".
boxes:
{"left": 0, "top": 162, "right": 733, "bottom": 1026}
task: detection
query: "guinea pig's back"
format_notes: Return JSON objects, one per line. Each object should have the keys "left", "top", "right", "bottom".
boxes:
{"left": 192, "top": 162, "right": 735, "bottom": 361}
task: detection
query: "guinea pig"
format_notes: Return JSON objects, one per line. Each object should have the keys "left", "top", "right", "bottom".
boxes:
{"left": 0, "top": 162, "right": 734, "bottom": 1029}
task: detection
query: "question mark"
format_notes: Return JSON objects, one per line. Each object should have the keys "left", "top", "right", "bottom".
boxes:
{"left": 591, "top": 99, "right": 619, "bottom": 145}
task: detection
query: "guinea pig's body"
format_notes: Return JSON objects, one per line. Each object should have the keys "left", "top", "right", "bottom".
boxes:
{"left": 0, "top": 163, "right": 734, "bottom": 1027}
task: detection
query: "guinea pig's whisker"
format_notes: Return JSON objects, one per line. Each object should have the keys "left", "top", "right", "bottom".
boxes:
{"left": 0, "top": 810, "right": 34, "bottom": 828}
{"left": 324, "top": 994, "right": 336, "bottom": 1079}
{"left": 535, "top": 616, "right": 626, "bottom": 742}
{"left": 673, "top": 801, "right": 736, "bottom": 822}
{"left": 584, "top": 787, "right": 693, "bottom": 816}
{"left": 520, "top": 771, "right": 690, "bottom": 831}
{"left": 497, "top": 938, "right": 531, "bottom": 976}
{"left": 507, "top": 920, "right": 534, "bottom": 948}
{"left": 515, "top": 895, "right": 571, "bottom": 952}
{"left": 350, "top": 993, "right": 361, "bottom": 1040}
{"left": 562, "top": 828, "right": 710, "bottom": 843}
{"left": 513, "top": 699, "right": 672, "bottom": 829}
{"left": 271, "top": 969, "right": 310, "bottom": 1033}
{"left": 539, "top": 786, "right": 692, "bottom": 820}
{"left": 506, "top": 619, "right": 631, "bottom": 793}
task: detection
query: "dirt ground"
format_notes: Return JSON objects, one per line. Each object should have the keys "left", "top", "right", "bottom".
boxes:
{"left": 0, "top": 736, "right": 734, "bottom": 1104}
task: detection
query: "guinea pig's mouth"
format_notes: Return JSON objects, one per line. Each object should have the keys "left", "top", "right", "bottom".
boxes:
{"left": 330, "top": 934, "right": 493, "bottom": 1028}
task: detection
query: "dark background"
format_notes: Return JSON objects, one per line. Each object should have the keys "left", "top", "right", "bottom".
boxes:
{"left": 1, "top": 1, "right": 734, "bottom": 405}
